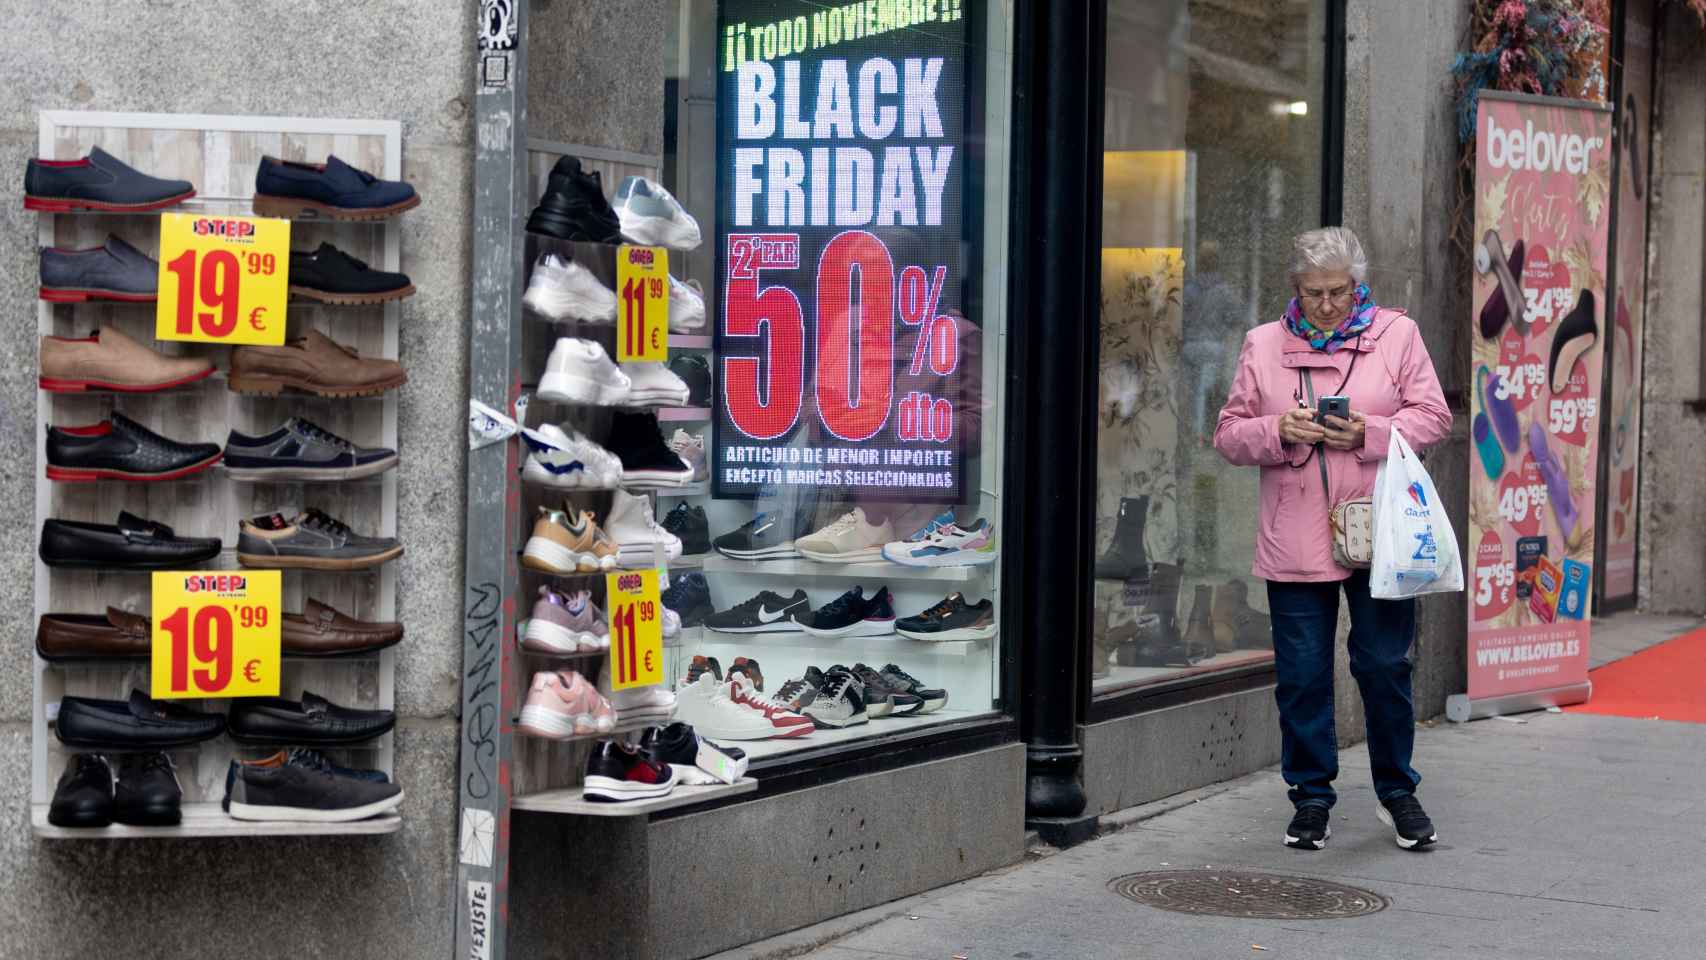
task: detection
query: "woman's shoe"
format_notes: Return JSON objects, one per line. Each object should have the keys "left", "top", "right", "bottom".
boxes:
{"left": 1547, "top": 289, "right": 1599, "bottom": 395}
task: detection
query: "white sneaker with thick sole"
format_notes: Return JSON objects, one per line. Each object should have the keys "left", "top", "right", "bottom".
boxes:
{"left": 667, "top": 429, "right": 707, "bottom": 481}
{"left": 621, "top": 362, "right": 691, "bottom": 406}
{"left": 797, "top": 507, "right": 895, "bottom": 562}
{"left": 538, "top": 338, "right": 632, "bottom": 405}
{"left": 523, "top": 252, "right": 618, "bottom": 321}
{"left": 614, "top": 176, "right": 703, "bottom": 250}
{"left": 521, "top": 422, "right": 622, "bottom": 489}
{"left": 669, "top": 278, "right": 706, "bottom": 331}
{"left": 671, "top": 673, "right": 776, "bottom": 740}
{"left": 605, "top": 488, "right": 684, "bottom": 567}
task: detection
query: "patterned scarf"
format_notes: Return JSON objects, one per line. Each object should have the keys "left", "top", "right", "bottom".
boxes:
{"left": 1282, "top": 283, "right": 1378, "bottom": 352}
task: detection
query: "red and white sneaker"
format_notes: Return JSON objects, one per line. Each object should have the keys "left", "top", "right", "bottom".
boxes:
{"left": 583, "top": 740, "right": 679, "bottom": 802}
{"left": 727, "top": 674, "right": 813, "bottom": 738}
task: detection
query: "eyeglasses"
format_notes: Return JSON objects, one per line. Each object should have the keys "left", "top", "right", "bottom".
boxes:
{"left": 1298, "top": 285, "right": 1354, "bottom": 306}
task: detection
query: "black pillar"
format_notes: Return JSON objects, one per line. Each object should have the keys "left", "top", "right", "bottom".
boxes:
{"left": 1008, "top": 0, "right": 1105, "bottom": 847}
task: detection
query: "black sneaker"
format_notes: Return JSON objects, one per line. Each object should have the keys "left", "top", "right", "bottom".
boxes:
{"left": 714, "top": 511, "right": 804, "bottom": 561}
{"left": 224, "top": 416, "right": 398, "bottom": 482}
{"left": 879, "top": 663, "right": 949, "bottom": 714}
{"left": 288, "top": 242, "right": 415, "bottom": 304}
{"left": 113, "top": 751, "right": 182, "bottom": 826}
{"left": 607, "top": 411, "right": 694, "bottom": 487}
{"left": 1285, "top": 803, "right": 1331, "bottom": 850}
{"left": 802, "top": 586, "right": 898, "bottom": 638}
{"left": 846, "top": 663, "right": 926, "bottom": 717}
{"left": 662, "top": 572, "right": 714, "bottom": 627}
{"left": 727, "top": 656, "right": 764, "bottom": 691}
{"left": 526, "top": 156, "right": 623, "bottom": 242}
{"left": 225, "top": 748, "right": 403, "bottom": 822}
{"left": 668, "top": 353, "right": 711, "bottom": 405}
{"left": 1378, "top": 794, "right": 1437, "bottom": 850}
{"left": 48, "top": 753, "right": 114, "bottom": 827}
{"left": 661, "top": 502, "right": 710, "bottom": 555}
{"left": 801, "top": 668, "right": 868, "bottom": 729}
{"left": 895, "top": 593, "right": 997, "bottom": 642}
{"left": 704, "top": 589, "right": 810, "bottom": 634}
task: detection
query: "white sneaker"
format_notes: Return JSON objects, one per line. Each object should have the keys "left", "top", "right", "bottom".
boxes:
{"left": 725, "top": 673, "right": 815, "bottom": 738}
{"left": 604, "top": 488, "right": 684, "bottom": 567}
{"left": 797, "top": 507, "right": 895, "bottom": 562}
{"left": 522, "top": 422, "right": 621, "bottom": 489}
{"left": 667, "top": 429, "right": 708, "bottom": 481}
{"left": 599, "top": 660, "right": 678, "bottom": 724}
{"left": 672, "top": 673, "right": 775, "bottom": 740}
{"left": 614, "top": 176, "right": 702, "bottom": 251}
{"left": 538, "top": 338, "right": 632, "bottom": 405}
{"left": 620, "top": 362, "right": 691, "bottom": 406}
{"left": 669, "top": 278, "right": 706, "bottom": 331}
{"left": 522, "top": 252, "right": 618, "bottom": 321}
{"left": 662, "top": 606, "right": 681, "bottom": 639}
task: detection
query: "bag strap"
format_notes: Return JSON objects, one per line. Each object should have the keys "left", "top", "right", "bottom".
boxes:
{"left": 1292, "top": 336, "right": 1364, "bottom": 498}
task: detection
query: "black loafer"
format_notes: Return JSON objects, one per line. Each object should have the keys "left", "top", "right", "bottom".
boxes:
{"left": 47, "top": 754, "right": 115, "bottom": 828}
{"left": 114, "top": 752, "right": 183, "bottom": 826}
{"left": 39, "top": 511, "right": 222, "bottom": 569}
{"left": 227, "top": 691, "right": 396, "bottom": 746}
{"left": 46, "top": 413, "right": 222, "bottom": 482}
{"left": 56, "top": 690, "right": 227, "bottom": 749}
{"left": 288, "top": 242, "right": 415, "bottom": 304}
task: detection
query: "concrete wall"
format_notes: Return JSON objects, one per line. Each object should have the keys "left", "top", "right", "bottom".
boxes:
{"left": 1081, "top": 687, "right": 1282, "bottom": 817}
{"left": 1639, "top": 7, "right": 1706, "bottom": 614}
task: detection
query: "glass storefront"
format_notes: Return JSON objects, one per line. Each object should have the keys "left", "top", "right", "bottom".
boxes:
{"left": 1093, "top": 0, "right": 1329, "bottom": 693}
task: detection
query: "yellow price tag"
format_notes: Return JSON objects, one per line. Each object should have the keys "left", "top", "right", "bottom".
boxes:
{"left": 606, "top": 569, "right": 664, "bottom": 690}
{"left": 615, "top": 244, "right": 669, "bottom": 362}
{"left": 155, "top": 212, "right": 289, "bottom": 346}
{"left": 150, "top": 570, "right": 281, "bottom": 699}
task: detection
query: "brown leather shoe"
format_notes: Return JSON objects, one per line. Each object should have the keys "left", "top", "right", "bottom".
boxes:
{"left": 228, "top": 328, "right": 406, "bottom": 397}
{"left": 36, "top": 608, "right": 151, "bottom": 660}
{"left": 283, "top": 598, "right": 405, "bottom": 657}
{"left": 40, "top": 326, "right": 213, "bottom": 392}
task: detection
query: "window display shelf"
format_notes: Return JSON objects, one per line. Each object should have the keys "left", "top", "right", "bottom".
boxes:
{"left": 668, "top": 334, "right": 712, "bottom": 349}
{"left": 509, "top": 715, "right": 659, "bottom": 741}
{"left": 699, "top": 555, "right": 989, "bottom": 583}
{"left": 31, "top": 802, "right": 402, "bottom": 839}
{"left": 511, "top": 777, "right": 755, "bottom": 817}
{"left": 737, "top": 708, "right": 996, "bottom": 762}
{"left": 690, "top": 628, "right": 990, "bottom": 658}
{"left": 655, "top": 482, "right": 710, "bottom": 498}
{"left": 655, "top": 406, "right": 711, "bottom": 422}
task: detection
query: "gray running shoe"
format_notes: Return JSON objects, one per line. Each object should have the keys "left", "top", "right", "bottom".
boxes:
{"left": 223, "top": 417, "right": 397, "bottom": 481}
{"left": 39, "top": 235, "right": 160, "bottom": 302}
{"left": 237, "top": 508, "right": 402, "bottom": 570}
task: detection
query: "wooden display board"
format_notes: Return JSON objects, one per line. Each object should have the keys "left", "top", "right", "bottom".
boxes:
{"left": 30, "top": 111, "right": 403, "bottom": 838}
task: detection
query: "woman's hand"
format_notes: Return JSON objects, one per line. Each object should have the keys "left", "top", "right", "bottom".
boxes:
{"left": 1278, "top": 407, "right": 1327, "bottom": 445}
{"left": 1323, "top": 412, "right": 1367, "bottom": 451}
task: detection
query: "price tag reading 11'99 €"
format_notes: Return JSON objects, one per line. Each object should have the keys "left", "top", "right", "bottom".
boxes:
{"left": 155, "top": 212, "right": 289, "bottom": 347}
{"left": 615, "top": 244, "right": 669, "bottom": 362}
{"left": 606, "top": 569, "right": 664, "bottom": 690}
{"left": 150, "top": 570, "right": 281, "bottom": 699}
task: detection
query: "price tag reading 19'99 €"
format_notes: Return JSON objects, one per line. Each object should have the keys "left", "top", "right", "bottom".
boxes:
{"left": 615, "top": 244, "right": 669, "bottom": 363}
{"left": 150, "top": 570, "right": 281, "bottom": 699}
{"left": 155, "top": 212, "right": 289, "bottom": 346}
{"left": 605, "top": 569, "right": 664, "bottom": 690}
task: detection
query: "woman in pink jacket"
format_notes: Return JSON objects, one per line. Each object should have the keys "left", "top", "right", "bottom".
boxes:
{"left": 1214, "top": 227, "right": 1452, "bottom": 853}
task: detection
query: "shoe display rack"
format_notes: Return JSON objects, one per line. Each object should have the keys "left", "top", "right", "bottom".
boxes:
{"left": 30, "top": 111, "right": 405, "bottom": 838}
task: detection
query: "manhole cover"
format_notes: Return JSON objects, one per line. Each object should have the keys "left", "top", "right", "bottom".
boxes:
{"left": 1108, "top": 870, "right": 1389, "bottom": 919}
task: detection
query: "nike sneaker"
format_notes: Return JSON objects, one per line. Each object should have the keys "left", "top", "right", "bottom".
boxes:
{"left": 800, "top": 586, "right": 897, "bottom": 639}
{"left": 713, "top": 511, "right": 803, "bottom": 561}
{"left": 896, "top": 593, "right": 997, "bottom": 642}
{"left": 671, "top": 672, "right": 776, "bottom": 741}
{"left": 704, "top": 589, "right": 810, "bottom": 634}
{"left": 613, "top": 176, "right": 702, "bottom": 250}
{"left": 796, "top": 507, "right": 894, "bottom": 562}
{"left": 522, "top": 252, "right": 617, "bottom": 321}
{"left": 879, "top": 663, "right": 948, "bottom": 714}
{"left": 882, "top": 518, "right": 998, "bottom": 567}
{"left": 801, "top": 668, "right": 868, "bottom": 729}
{"left": 725, "top": 673, "right": 813, "bottom": 738}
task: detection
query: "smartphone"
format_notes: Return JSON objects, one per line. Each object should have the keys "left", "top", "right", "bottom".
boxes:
{"left": 1316, "top": 395, "right": 1350, "bottom": 424}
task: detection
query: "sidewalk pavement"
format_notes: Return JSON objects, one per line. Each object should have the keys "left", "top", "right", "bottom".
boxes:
{"left": 713, "top": 708, "right": 1706, "bottom": 960}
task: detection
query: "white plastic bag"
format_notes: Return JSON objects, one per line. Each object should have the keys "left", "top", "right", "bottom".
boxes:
{"left": 1370, "top": 428, "right": 1463, "bottom": 599}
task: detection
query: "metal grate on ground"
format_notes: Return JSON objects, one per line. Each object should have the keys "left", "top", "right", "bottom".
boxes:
{"left": 1107, "top": 870, "right": 1389, "bottom": 920}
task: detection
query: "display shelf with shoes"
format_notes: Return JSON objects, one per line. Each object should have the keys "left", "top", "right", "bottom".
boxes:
{"left": 686, "top": 628, "right": 989, "bottom": 658}
{"left": 31, "top": 111, "right": 407, "bottom": 841}
{"left": 700, "top": 555, "right": 986, "bottom": 583}
{"left": 511, "top": 778, "right": 756, "bottom": 817}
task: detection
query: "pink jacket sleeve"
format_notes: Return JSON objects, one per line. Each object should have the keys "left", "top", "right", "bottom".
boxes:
{"left": 1214, "top": 330, "right": 1291, "bottom": 467}
{"left": 1358, "top": 317, "right": 1453, "bottom": 462}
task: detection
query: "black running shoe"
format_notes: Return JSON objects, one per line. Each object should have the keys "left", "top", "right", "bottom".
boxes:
{"left": 1285, "top": 803, "right": 1331, "bottom": 850}
{"left": 526, "top": 156, "right": 623, "bottom": 242}
{"left": 895, "top": 592, "right": 997, "bottom": 642}
{"left": 843, "top": 663, "right": 925, "bottom": 718}
{"left": 704, "top": 589, "right": 810, "bottom": 634}
{"left": 288, "top": 242, "right": 414, "bottom": 304}
{"left": 767, "top": 675, "right": 819, "bottom": 712}
{"left": 668, "top": 353, "right": 711, "bottom": 405}
{"left": 661, "top": 502, "right": 710, "bottom": 555}
{"left": 1378, "top": 794, "right": 1437, "bottom": 850}
{"left": 713, "top": 511, "right": 803, "bottom": 561}
{"left": 802, "top": 586, "right": 897, "bottom": 638}
{"left": 607, "top": 411, "right": 694, "bottom": 487}
{"left": 685, "top": 654, "right": 722, "bottom": 684}
{"left": 879, "top": 663, "right": 948, "bottom": 714}
{"left": 661, "top": 572, "right": 713, "bottom": 627}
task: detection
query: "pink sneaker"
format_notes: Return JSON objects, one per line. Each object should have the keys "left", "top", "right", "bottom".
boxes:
{"left": 517, "top": 670, "right": 614, "bottom": 738}
{"left": 521, "top": 587, "right": 608, "bottom": 654}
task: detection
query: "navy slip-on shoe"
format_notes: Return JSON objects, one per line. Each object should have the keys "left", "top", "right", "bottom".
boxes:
{"left": 24, "top": 147, "right": 196, "bottom": 213}
{"left": 39, "top": 234, "right": 159, "bottom": 302}
{"left": 253, "top": 154, "right": 420, "bottom": 220}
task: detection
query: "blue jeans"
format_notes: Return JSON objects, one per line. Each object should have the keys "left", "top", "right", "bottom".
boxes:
{"left": 1267, "top": 570, "right": 1421, "bottom": 809}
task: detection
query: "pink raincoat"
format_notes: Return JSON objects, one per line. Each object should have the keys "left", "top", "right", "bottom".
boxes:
{"left": 1213, "top": 307, "right": 1452, "bottom": 582}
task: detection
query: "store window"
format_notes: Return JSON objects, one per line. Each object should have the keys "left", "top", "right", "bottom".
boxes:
{"left": 634, "top": 0, "right": 1011, "bottom": 761}
{"left": 1093, "top": 0, "right": 1328, "bottom": 692}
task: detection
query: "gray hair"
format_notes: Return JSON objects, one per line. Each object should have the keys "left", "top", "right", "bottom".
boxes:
{"left": 1288, "top": 226, "right": 1368, "bottom": 285}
